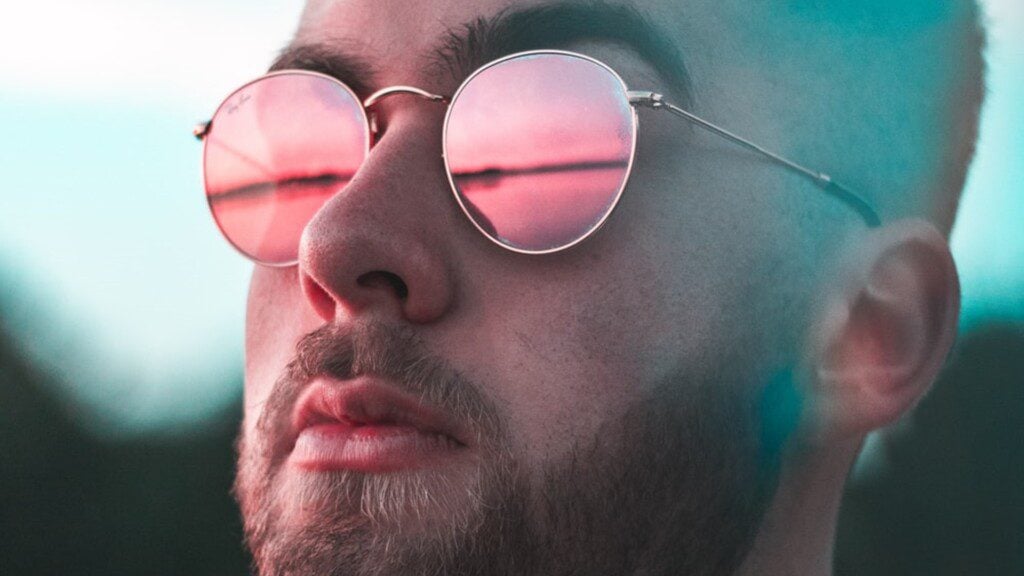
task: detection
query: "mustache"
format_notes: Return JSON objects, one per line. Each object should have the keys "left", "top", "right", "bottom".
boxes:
{"left": 288, "top": 322, "right": 446, "bottom": 392}
{"left": 257, "top": 322, "right": 502, "bottom": 459}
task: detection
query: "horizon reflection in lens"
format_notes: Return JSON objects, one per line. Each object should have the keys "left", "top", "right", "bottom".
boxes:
{"left": 203, "top": 72, "right": 369, "bottom": 264}
{"left": 445, "top": 53, "right": 635, "bottom": 253}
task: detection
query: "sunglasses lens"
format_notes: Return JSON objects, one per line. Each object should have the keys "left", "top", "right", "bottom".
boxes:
{"left": 203, "top": 73, "right": 368, "bottom": 264}
{"left": 445, "top": 53, "right": 635, "bottom": 253}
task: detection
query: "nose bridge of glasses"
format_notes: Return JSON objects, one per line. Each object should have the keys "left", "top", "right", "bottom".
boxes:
{"left": 363, "top": 85, "right": 449, "bottom": 108}
{"left": 362, "top": 85, "right": 449, "bottom": 137}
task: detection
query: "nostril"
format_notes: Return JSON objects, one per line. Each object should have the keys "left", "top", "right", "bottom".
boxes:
{"left": 356, "top": 270, "right": 409, "bottom": 300}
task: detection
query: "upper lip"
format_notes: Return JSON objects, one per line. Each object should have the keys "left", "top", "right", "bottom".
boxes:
{"left": 290, "top": 377, "right": 470, "bottom": 449}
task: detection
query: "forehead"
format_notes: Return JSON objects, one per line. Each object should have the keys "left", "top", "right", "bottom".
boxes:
{"left": 297, "top": 0, "right": 684, "bottom": 48}
{"left": 292, "top": 0, "right": 708, "bottom": 87}
{"left": 291, "top": 1, "right": 961, "bottom": 86}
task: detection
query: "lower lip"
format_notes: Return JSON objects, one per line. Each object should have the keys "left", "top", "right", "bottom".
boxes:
{"left": 290, "top": 423, "right": 464, "bottom": 473}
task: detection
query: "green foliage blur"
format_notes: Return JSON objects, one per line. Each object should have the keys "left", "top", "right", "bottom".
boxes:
{"left": 0, "top": 314, "right": 248, "bottom": 576}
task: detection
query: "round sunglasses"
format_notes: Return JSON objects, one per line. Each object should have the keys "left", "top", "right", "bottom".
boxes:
{"left": 194, "top": 49, "right": 880, "bottom": 265}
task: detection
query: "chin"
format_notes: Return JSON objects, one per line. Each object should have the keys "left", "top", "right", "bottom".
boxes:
{"left": 273, "top": 460, "right": 489, "bottom": 535}
{"left": 236, "top": 428, "right": 525, "bottom": 576}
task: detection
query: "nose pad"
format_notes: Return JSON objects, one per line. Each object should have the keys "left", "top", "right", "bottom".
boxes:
{"left": 368, "top": 111, "right": 381, "bottom": 139}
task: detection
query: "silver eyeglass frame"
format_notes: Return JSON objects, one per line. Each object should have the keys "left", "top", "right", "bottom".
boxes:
{"left": 194, "top": 48, "right": 881, "bottom": 264}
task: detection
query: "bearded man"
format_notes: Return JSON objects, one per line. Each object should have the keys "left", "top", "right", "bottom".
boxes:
{"left": 193, "top": 1, "right": 986, "bottom": 574}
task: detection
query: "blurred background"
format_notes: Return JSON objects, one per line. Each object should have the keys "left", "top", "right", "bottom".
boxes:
{"left": 0, "top": 1, "right": 1020, "bottom": 574}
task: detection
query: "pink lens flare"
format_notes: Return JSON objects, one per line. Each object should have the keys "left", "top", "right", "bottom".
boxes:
{"left": 203, "top": 72, "right": 369, "bottom": 265}
{"left": 445, "top": 52, "right": 636, "bottom": 253}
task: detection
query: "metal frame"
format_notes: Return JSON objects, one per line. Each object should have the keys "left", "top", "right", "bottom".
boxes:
{"left": 195, "top": 49, "right": 881, "bottom": 263}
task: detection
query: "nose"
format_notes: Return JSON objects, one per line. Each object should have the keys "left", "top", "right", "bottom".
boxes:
{"left": 297, "top": 110, "right": 458, "bottom": 324}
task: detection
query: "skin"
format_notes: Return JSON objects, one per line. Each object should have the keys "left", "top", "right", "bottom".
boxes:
{"left": 238, "top": 1, "right": 976, "bottom": 574}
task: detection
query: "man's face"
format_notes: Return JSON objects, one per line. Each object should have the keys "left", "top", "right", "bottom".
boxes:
{"left": 237, "top": 1, "right": 813, "bottom": 574}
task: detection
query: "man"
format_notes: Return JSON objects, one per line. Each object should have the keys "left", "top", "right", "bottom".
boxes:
{"left": 203, "top": 1, "right": 986, "bottom": 574}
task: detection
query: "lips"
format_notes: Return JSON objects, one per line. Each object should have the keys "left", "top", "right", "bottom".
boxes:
{"left": 288, "top": 377, "right": 470, "bottom": 473}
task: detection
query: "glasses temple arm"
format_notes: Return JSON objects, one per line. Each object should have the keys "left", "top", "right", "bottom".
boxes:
{"left": 628, "top": 91, "right": 881, "bottom": 228}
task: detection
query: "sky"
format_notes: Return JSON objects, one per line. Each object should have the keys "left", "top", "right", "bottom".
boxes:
{"left": 0, "top": 0, "right": 305, "bottom": 434}
{"left": 0, "top": 0, "right": 1021, "bottom": 436}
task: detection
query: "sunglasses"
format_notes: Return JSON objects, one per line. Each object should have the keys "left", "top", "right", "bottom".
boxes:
{"left": 194, "top": 49, "right": 880, "bottom": 265}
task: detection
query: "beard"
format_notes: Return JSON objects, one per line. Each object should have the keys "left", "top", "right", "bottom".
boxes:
{"left": 234, "top": 322, "right": 782, "bottom": 576}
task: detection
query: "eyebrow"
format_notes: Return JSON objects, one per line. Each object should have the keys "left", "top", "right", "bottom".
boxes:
{"left": 270, "top": 1, "right": 692, "bottom": 105}
{"left": 434, "top": 2, "right": 692, "bottom": 104}
{"left": 269, "top": 42, "right": 377, "bottom": 97}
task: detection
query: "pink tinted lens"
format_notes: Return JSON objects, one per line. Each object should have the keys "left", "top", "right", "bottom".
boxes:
{"left": 445, "top": 53, "right": 635, "bottom": 253}
{"left": 203, "top": 72, "right": 369, "bottom": 264}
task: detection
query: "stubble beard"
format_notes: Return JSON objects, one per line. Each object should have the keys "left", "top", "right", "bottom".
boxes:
{"left": 234, "top": 323, "right": 780, "bottom": 576}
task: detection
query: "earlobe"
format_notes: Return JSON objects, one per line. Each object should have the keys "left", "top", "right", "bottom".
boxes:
{"left": 805, "top": 219, "right": 960, "bottom": 441}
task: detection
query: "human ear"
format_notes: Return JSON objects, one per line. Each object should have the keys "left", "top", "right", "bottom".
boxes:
{"left": 803, "top": 219, "right": 960, "bottom": 442}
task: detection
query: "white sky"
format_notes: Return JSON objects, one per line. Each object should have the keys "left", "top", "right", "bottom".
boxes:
{"left": 0, "top": 0, "right": 304, "bottom": 110}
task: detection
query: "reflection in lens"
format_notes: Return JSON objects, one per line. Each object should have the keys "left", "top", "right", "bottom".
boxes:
{"left": 445, "top": 53, "right": 635, "bottom": 253}
{"left": 203, "top": 73, "right": 369, "bottom": 264}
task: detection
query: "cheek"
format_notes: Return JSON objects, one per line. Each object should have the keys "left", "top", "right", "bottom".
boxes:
{"left": 243, "top": 267, "right": 320, "bottom": 435}
{"left": 448, "top": 239, "right": 727, "bottom": 472}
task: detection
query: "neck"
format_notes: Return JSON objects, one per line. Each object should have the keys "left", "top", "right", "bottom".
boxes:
{"left": 735, "top": 439, "right": 862, "bottom": 576}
